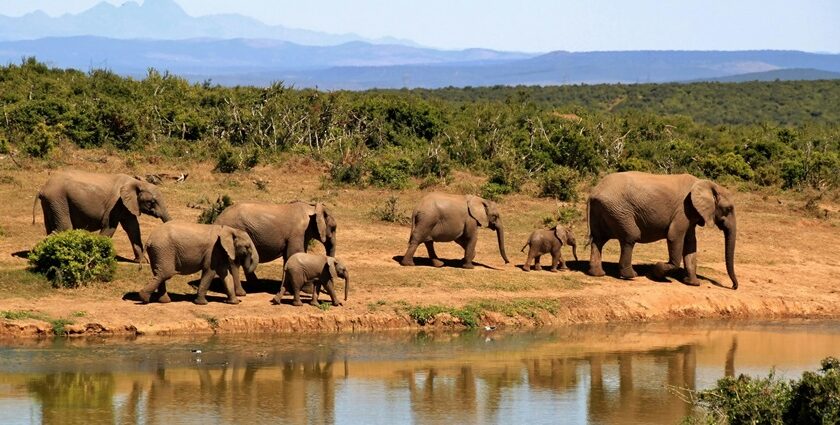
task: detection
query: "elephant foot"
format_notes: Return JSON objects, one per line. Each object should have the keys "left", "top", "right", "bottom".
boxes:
{"left": 431, "top": 258, "right": 444, "bottom": 268}
{"left": 158, "top": 293, "right": 171, "bottom": 304}
{"left": 138, "top": 291, "right": 152, "bottom": 304}
{"left": 462, "top": 262, "right": 475, "bottom": 269}
{"left": 292, "top": 300, "right": 304, "bottom": 307}
{"left": 310, "top": 300, "right": 320, "bottom": 307}
{"left": 619, "top": 266, "right": 637, "bottom": 280}
{"left": 400, "top": 258, "right": 415, "bottom": 267}
{"left": 549, "top": 269, "right": 558, "bottom": 273}
{"left": 652, "top": 262, "right": 669, "bottom": 280}
{"left": 235, "top": 290, "right": 247, "bottom": 297}
{"left": 684, "top": 278, "right": 701, "bottom": 287}
{"left": 522, "top": 267, "right": 530, "bottom": 272}
{"left": 533, "top": 266, "right": 543, "bottom": 271}
{"left": 271, "top": 295, "right": 283, "bottom": 305}
{"left": 225, "top": 298, "right": 241, "bottom": 305}
{"left": 332, "top": 301, "right": 343, "bottom": 307}
{"left": 194, "top": 297, "right": 208, "bottom": 305}
{"left": 587, "top": 267, "right": 606, "bottom": 277}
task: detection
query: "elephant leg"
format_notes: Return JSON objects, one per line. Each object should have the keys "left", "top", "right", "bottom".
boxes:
{"left": 157, "top": 281, "right": 171, "bottom": 304}
{"left": 292, "top": 284, "right": 304, "bottom": 306}
{"left": 618, "top": 241, "right": 637, "bottom": 279}
{"left": 245, "top": 270, "right": 260, "bottom": 286}
{"left": 523, "top": 252, "right": 533, "bottom": 271}
{"left": 194, "top": 270, "right": 215, "bottom": 305}
{"left": 217, "top": 269, "right": 240, "bottom": 305}
{"left": 654, "top": 237, "right": 685, "bottom": 280}
{"left": 588, "top": 238, "right": 607, "bottom": 277}
{"left": 682, "top": 228, "right": 700, "bottom": 286}
{"left": 461, "top": 236, "right": 477, "bottom": 269}
{"left": 230, "top": 266, "right": 246, "bottom": 297}
{"left": 425, "top": 241, "right": 444, "bottom": 268}
{"left": 551, "top": 252, "right": 560, "bottom": 272}
{"left": 120, "top": 215, "right": 144, "bottom": 263}
{"left": 401, "top": 237, "right": 421, "bottom": 266}
{"left": 533, "top": 255, "right": 542, "bottom": 271}
{"left": 309, "top": 280, "right": 321, "bottom": 306}
{"left": 140, "top": 275, "right": 166, "bottom": 304}
{"left": 272, "top": 281, "right": 287, "bottom": 305}
{"left": 324, "top": 279, "right": 342, "bottom": 306}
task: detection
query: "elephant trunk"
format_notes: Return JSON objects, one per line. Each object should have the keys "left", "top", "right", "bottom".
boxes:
{"left": 343, "top": 272, "right": 349, "bottom": 301}
{"left": 724, "top": 216, "right": 738, "bottom": 290}
{"left": 244, "top": 249, "right": 259, "bottom": 274}
{"left": 324, "top": 237, "right": 336, "bottom": 257}
{"left": 496, "top": 224, "right": 510, "bottom": 264}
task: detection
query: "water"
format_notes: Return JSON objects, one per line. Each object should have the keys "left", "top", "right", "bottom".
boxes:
{"left": 1, "top": 320, "right": 839, "bottom": 424}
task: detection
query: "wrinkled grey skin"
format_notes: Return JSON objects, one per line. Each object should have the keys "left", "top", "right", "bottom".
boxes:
{"left": 214, "top": 201, "right": 336, "bottom": 296}
{"left": 587, "top": 171, "right": 739, "bottom": 289}
{"left": 34, "top": 170, "right": 171, "bottom": 262}
{"left": 400, "top": 193, "right": 510, "bottom": 269}
{"left": 140, "top": 222, "right": 259, "bottom": 305}
{"left": 521, "top": 226, "right": 578, "bottom": 272}
{"left": 273, "top": 253, "right": 349, "bottom": 307}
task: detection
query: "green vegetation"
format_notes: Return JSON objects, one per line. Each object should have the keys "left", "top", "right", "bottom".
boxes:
{"left": 686, "top": 357, "right": 840, "bottom": 424}
{"left": 0, "top": 59, "right": 836, "bottom": 197}
{"left": 370, "top": 195, "right": 410, "bottom": 224}
{"left": 406, "top": 299, "right": 562, "bottom": 328}
{"left": 1, "top": 310, "right": 76, "bottom": 336}
{"left": 27, "top": 230, "right": 117, "bottom": 288}
{"left": 408, "top": 304, "right": 480, "bottom": 328}
{"left": 1, "top": 310, "right": 47, "bottom": 321}
{"left": 196, "top": 194, "right": 233, "bottom": 224}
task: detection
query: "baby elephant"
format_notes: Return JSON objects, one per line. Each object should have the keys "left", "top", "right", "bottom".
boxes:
{"left": 521, "top": 226, "right": 578, "bottom": 272}
{"left": 274, "top": 253, "right": 349, "bottom": 307}
{"left": 140, "top": 222, "right": 259, "bottom": 305}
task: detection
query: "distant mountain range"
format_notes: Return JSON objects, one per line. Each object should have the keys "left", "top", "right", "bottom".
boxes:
{"left": 0, "top": 0, "right": 415, "bottom": 46}
{"left": 1, "top": 1, "right": 839, "bottom": 89}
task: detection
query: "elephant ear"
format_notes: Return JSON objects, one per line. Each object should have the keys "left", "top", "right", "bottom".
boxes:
{"left": 219, "top": 228, "right": 237, "bottom": 262}
{"left": 326, "top": 257, "right": 338, "bottom": 280}
{"left": 467, "top": 196, "right": 489, "bottom": 228}
{"left": 119, "top": 181, "right": 141, "bottom": 217}
{"left": 313, "top": 203, "right": 328, "bottom": 243}
{"left": 690, "top": 180, "right": 717, "bottom": 226}
{"left": 554, "top": 227, "right": 566, "bottom": 245}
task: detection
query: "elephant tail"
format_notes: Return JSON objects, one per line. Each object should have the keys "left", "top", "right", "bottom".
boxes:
{"left": 31, "top": 193, "right": 41, "bottom": 225}
{"left": 520, "top": 240, "right": 529, "bottom": 253}
{"left": 584, "top": 196, "right": 592, "bottom": 249}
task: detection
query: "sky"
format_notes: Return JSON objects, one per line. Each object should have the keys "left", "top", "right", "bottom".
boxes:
{"left": 1, "top": 0, "right": 838, "bottom": 53}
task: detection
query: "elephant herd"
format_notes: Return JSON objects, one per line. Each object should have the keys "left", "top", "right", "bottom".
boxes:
{"left": 32, "top": 169, "right": 739, "bottom": 307}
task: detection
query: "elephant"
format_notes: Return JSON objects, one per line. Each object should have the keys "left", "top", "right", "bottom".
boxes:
{"left": 400, "top": 193, "right": 509, "bottom": 269}
{"left": 273, "top": 253, "right": 349, "bottom": 307}
{"left": 140, "top": 222, "right": 259, "bottom": 305}
{"left": 34, "top": 170, "right": 171, "bottom": 262}
{"left": 521, "top": 226, "right": 578, "bottom": 272}
{"left": 586, "top": 171, "right": 738, "bottom": 289}
{"left": 214, "top": 201, "right": 336, "bottom": 296}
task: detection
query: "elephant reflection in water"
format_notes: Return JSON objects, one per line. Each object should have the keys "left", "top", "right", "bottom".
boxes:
{"left": 27, "top": 372, "right": 116, "bottom": 425}
{"left": 587, "top": 345, "right": 697, "bottom": 424}
{"left": 404, "top": 366, "right": 481, "bottom": 423}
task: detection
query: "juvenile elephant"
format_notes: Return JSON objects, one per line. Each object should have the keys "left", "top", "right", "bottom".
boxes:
{"left": 400, "top": 193, "right": 509, "bottom": 268}
{"left": 35, "top": 170, "right": 171, "bottom": 262}
{"left": 273, "top": 253, "right": 349, "bottom": 307}
{"left": 214, "top": 201, "right": 336, "bottom": 295}
{"left": 587, "top": 171, "right": 739, "bottom": 289}
{"left": 140, "top": 222, "right": 259, "bottom": 305}
{"left": 521, "top": 226, "right": 578, "bottom": 272}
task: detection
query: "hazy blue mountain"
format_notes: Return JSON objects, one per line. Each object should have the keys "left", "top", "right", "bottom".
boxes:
{"left": 690, "top": 68, "right": 840, "bottom": 83}
{"left": 0, "top": 0, "right": 416, "bottom": 46}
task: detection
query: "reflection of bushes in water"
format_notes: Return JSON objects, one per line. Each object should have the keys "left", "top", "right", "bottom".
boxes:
{"left": 28, "top": 372, "right": 115, "bottom": 419}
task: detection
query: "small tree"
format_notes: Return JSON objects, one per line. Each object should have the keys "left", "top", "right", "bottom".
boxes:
{"left": 28, "top": 230, "right": 117, "bottom": 288}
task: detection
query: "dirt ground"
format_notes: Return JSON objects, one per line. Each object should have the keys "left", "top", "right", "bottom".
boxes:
{"left": 1, "top": 148, "right": 839, "bottom": 338}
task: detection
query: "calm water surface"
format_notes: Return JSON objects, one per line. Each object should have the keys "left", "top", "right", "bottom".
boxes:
{"left": 1, "top": 320, "right": 839, "bottom": 424}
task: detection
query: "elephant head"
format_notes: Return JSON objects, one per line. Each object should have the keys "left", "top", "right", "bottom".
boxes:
{"left": 467, "top": 196, "right": 510, "bottom": 264}
{"left": 116, "top": 178, "right": 171, "bottom": 222}
{"left": 554, "top": 226, "right": 579, "bottom": 262}
{"left": 310, "top": 203, "right": 337, "bottom": 256}
{"left": 220, "top": 227, "right": 259, "bottom": 274}
{"left": 690, "top": 180, "right": 738, "bottom": 289}
{"left": 326, "top": 257, "right": 349, "bottom": 301}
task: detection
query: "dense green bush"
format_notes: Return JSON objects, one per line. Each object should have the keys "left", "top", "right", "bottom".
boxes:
{"left": 28, "top": 230, "right": 117, "bottom": 288}
{"left": 197, "top": 195, "right": 233, "bottom": 224}
{"left": 367, "top": 157, "right": 412, "bottom": 189}
{"left": 215, "top": 146, "right": 259, "bottom": 173}
{"left": 689, "top": 357, "right": 840, "bottom": 425}
{"left": 539, "top": 166, "right": 581, "bottom": 201}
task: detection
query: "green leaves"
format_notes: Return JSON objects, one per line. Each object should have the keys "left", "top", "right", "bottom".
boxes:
{"left": 28, "top": 230, "right": 117, "bottom": 288}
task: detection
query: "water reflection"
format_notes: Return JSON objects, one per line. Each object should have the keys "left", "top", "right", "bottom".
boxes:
{"left": 1, "top": 321, "right": 838, "bottom": 424}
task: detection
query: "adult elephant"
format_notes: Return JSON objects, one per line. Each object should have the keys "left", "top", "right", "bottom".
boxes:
{"left": 214, "top": 201, "right": 336, "bottom": 295}
{"left": 400, "top": 193, "right": 509, "bottom": 268}
{"left": 35, "top": 170, "right": 171, "bottom": 262}
{"left": 587, "top": 171, "right": 739, "bottom": 289}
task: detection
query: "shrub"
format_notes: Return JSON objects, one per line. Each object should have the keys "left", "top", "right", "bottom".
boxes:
{"left": 367, "top": 158, "right": 412, "bottom": 189}
{"left": 539, "top": 166, "right": 580, "bottom": 201}
{"left": 328, "top": 161, "right": 364, "bottom": 186}
{"left": 699, "top": 152, "right": 755, "bottom": 181}
{"left": 23, "top": 122, "right": 59, "bottom": 158}
{"left": 370, "top": 195, "right": 410, "bottom": 224}
{"left": 785, "top": 357, "right": 840, "bottom": 424}
{"left": 28, "top": 230, "right": 117, "bottom": 288}
{"left": 197, "top": 195, "right": 233, "bottom": 224}
{"left": 215, "top": 146, "right": 259, "bottom": 173}
{"left": 694, "top": 372, "right": 792, "bottom": 424}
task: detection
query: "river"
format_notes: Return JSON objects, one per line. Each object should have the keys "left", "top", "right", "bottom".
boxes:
{"left": 1, "top": 320, "right": 839, "bottom": 424}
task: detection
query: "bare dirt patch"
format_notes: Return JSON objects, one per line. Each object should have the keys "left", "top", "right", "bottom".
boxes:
{"left": 1, "top": 151, "right": 839, "bottom": 338}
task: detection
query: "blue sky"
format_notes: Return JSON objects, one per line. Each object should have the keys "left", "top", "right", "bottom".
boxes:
{"left": 1, "top": 0, "right": 838, "bottom": 53}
